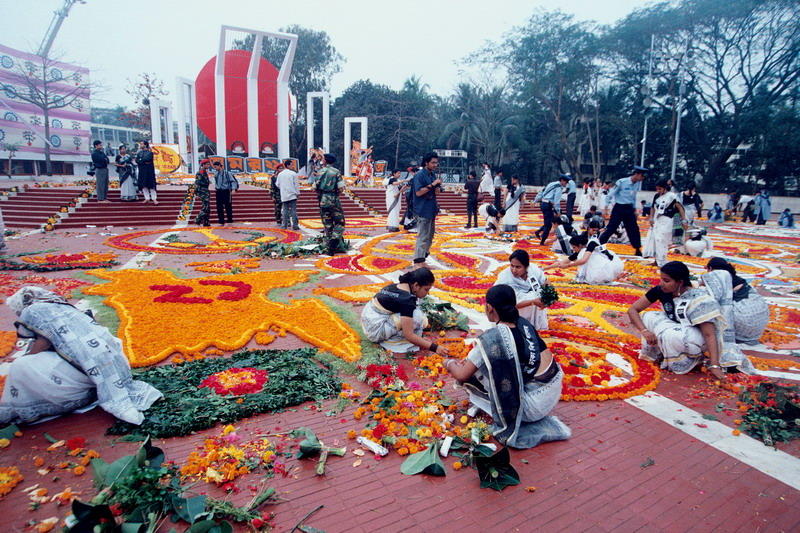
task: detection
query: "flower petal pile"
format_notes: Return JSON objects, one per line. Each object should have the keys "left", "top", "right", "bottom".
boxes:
{"left": 200, "top": 367, "right": 269, "bottom": 396}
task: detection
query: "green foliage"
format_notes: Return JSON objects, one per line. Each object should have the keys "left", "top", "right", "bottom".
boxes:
{"left": 242, "top": 235, "right": 350, "bottom": 259}
{"left": 68, "top": 439, "right": 236, "bottom": 533}
{"left": 474, "top": 446, "right": 520, "bottom": 491}
{"left": 107, "top": 349, "right": 341, "bottom": 438}
{"left": 739, "top": 381, "right": 800, "bottom": 445}
{"left": 540, "top": 284, "right": 559, "bottom": 307}
{"left": 419, "top": 297, "right": 469, "bottom": 331}
{"left": 400, "top": 441, "right": 446, "bottom": 476}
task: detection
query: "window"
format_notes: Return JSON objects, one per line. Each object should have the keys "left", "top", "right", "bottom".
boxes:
{"left": 11, "top": 159, "right": 35, "bottom": 175}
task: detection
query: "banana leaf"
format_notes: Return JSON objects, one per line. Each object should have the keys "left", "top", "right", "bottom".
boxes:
{"left": 474, "top": 446, "right": 520, "bottom": 491}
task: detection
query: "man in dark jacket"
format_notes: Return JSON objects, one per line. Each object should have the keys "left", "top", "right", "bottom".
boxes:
{"left": 212, "top": 161, "right": 239, "bottom": 225}
{"left": 91, "top": 140, "right": 110, "bottom": 203}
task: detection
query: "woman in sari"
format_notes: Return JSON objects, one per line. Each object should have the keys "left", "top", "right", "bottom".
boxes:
{"left": 642, "top": 179, "right": 687, "bottom": 267}
{"left": 627, "top": 261, "right": 753, "bottom": 380}
{"left": 115, "top": 145, "right": 137, "bottom": 201}
{"left": 551, "top": 214, "right": 576, "bottom": 256}
{"left": 0, "top": 287, "right": 162, "bottom": 425}
{"left": 384, "top": 170, "right": 408, "bottom": 232}
{"left": 495, "top": 249, "right": 549, "bottom": 330}
{"left": 478, "top": 203, "right": 502, "bottom": 235}
{"left": 706, "top": 258, "right": 769, "bottom": 345}
{"left": 501, "top": 176, "right": 525, "bottom": 232}
{"left": 443, "top": 285, "right": 570, "bottom": 448}
{"left": 754, "top": 189, "right": 771, "bottom": 225}
{"left": 360, "top": 267, "right": 448, "bottom": 356}
{"left": 543, "top": 220, "right": 623, "bottom": 285}
{"left": 135, "top": 140, "right": 157, "bottom": 205}
{"left": 578, "top": 178, "right": 602, "bottom": 217}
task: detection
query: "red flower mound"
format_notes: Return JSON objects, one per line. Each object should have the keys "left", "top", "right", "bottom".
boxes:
{"left": 200, "top": 367, "right": 269, "bottom": 396}
{"left": 65, "top": 437, "right": 86, "bottom": 450}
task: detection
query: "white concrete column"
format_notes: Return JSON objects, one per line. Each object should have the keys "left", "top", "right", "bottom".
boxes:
{"left": 276, "top": 33, "right": 298, "bottom": 160}
{"left": 306, "top": 91, "right": 330, "bottom": 161}
{"left": 246, "top": 34, "right": 263, "bottom": 158}
{"left": 214, "top": 26, "right": 227, "bottom": 155}
{"left": 343, "top": 117, "right": 368, "bottom": 177}
{"left": 176, "top": 77, "right": 199, "bottom": 172}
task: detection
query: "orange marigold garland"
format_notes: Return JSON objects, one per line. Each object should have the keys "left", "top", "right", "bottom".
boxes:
{"left": 21, "top": 251, "right": 118, "bottom": 267}
{"left": 105, "top": 227, "right": 301, "bottom": 255}
{"left": 179, "top": 425, "right": 277, "bottom": 485}
{"left": 316, "top": 253, "right": 410, "bottom": 275}
{"left": 313, "top": 283, "right": 384, "bottom": 303}
{"left": 83, "top": 269, "right": 362, "bottom": 366}
{"left": 0, "top": 331, "right": 17, "bottom": 358}
{"left": 540, "top": 324, "right": 661, "bottom": 401}
{"left": 186, "top": 258, "right": 261, "bottom": 273}
{"left": 0, "top": 466, "right": 23, "bottom": 498}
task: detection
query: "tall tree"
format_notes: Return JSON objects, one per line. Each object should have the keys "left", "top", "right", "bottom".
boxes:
{"left": 471, "top": 11, "right": 601, "bottom": 178}
{"left": 605, "top": 0, "right": 800, "bottom": 187}
{"left": 122, "top": 72, "right": 168, "bottom": 131}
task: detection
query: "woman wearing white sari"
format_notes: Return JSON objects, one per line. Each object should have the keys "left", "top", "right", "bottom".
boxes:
{"left": 478, "top": 163, "right": 494, "bottom": 202}
{"left": 544, "top": 220, "right": 623, "bottom": 285}
{"left": 627, "top": 261, "right": 753, "bottom": 380}
{"left": 502, "top": 176, "right": 525, "bottom": 232}
{"left": 578, "top": 178, "right": 602, "bottom": 217}
{"left": 643, "top": 179, "right": 688, "bottom": 267}
{"left": 0, "top": 287, "right": 162, "bottom": 425}
{"left": 384, "top": 170, "right": 408, "bottom": 232}
{"left": 495, "top": 249, "right": 549, "bottom": 330}
{"left": 115, "top": 145, "right": 137, "bottom": 201}
{"left": 443, "top": 285, "right": 570, "bottom": 448}
{"left": 360, "top": 267, "right": 449, "bottom": 356}
{"left": 706, "top": 258, "right": 769, "bottom": 345}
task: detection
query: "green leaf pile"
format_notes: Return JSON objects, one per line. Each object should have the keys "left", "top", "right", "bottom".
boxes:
{"left": 107, "top": 349, "right": 341, "bottom": 438}
{"left": 419, "top": 298, "right": 469, "bottom": 331}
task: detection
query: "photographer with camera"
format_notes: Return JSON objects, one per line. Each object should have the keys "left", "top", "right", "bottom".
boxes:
{"left": 411, "top": 152, "right": 441, "bottom": 267}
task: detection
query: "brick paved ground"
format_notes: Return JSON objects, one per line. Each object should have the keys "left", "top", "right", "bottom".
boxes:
{"left": 0, "top": 203, "right": 798, "bottom": 532}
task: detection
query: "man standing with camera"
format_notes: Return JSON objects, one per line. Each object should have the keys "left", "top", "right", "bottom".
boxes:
{"left": 412, "top": 152, "right": 441, "bottom": 267}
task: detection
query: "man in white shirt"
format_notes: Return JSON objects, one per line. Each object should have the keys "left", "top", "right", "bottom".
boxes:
{"left": 275, "top": 159, "right": 300, "bottom": 230}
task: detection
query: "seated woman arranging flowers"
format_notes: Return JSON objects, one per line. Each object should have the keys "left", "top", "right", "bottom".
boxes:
{"left": 705, "top": 257, "right": 769, "bottom": 345}
{"left": 360, "top": 267, "right": 449, "bottom": 356}
{"left": 494, "top": 249, "right": 553, "bottom": 330}
{"left": 544, "top": 220, "right": 623, "bottom": 285}
{"left": 0, "top": 286, "right": 162, "bottom": 425}
{"left": 627, "top": 261, "right": 754, "bottom": 380}
{"left": 443, "top": 285, "right": 571, "bottom": 448}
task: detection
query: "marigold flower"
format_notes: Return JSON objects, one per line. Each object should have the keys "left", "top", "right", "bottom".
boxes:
{"left": 72, "top": 466, "right": 86, "bottom": 476}
{"left": 452, "top": 461, "right": 463, "bottom": 470}
{"left": 0, "top": 439, "right": 10, "bottom": 448}
{"left": 33, "top": 457, "right": 45, "bottom": 467}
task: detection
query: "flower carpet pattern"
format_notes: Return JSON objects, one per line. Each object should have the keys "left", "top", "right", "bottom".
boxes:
{"left": 105, "top": 227, "right": 302, "bottom": 255}
{"left": 316, "top": 253, "right": 410, "bottom": 275}
{"left": 712, "top": 223, "right": 800, "bottom": 242}
{"left": 83, "top": 269, "right": 362, "bottom": 366}
{"left": 3, "top": 202, "right": 800, "bottom": 532}
{"left": 0, "top": 273, "right": 90, "bottom": 300}
{"left": 107, "top": 348, "right": 340, "bottom": 438}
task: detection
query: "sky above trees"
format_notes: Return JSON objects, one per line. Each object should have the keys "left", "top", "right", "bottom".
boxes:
{"left": 1, "top": 0, "right": 649, "bottom": 107}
